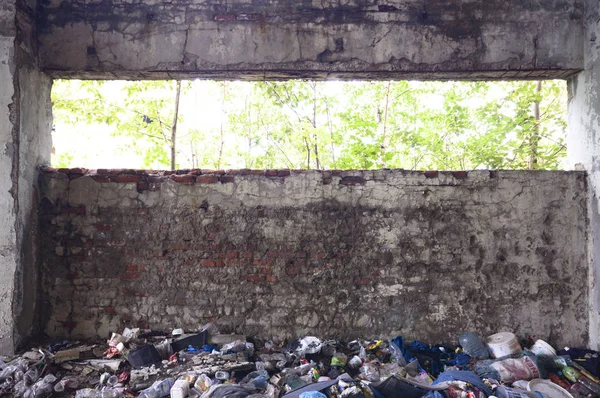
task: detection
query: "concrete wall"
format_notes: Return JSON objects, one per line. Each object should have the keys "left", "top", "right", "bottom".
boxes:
{"left": 39, "top": 168, "right": 589, "bottom": 347}
{"left": 0, "top": 0, "right": 52, "bottom": 354}
{"left": 38, "top": 0, "right": 584, "bottom": 80}
{"left": 568, "top": 0, "right": 600, "bottom": 350}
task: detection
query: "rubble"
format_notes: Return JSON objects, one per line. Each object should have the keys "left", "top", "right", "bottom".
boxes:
{"left": 1, "top": 325, "right": 598, "bottom": 398}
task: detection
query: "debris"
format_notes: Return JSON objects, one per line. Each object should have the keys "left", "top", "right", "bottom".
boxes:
{"left": 5, "top": 325, "right": 600, "bottom": 398}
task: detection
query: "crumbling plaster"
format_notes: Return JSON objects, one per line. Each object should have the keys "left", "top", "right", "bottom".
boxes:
{"left": 38, "top": 0, "right": 584, "bottom": 80}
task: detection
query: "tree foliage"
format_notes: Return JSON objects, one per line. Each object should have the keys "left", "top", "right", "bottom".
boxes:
{"left": 51, "top": 79, "right": 567, "bottom": 170}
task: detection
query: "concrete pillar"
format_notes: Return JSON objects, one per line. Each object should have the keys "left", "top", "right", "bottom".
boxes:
{"left": 568, "top": 0, "right": 600, "bottom": 350}
{"left": 0, "top": 0, "right": 52, "bottom": 354}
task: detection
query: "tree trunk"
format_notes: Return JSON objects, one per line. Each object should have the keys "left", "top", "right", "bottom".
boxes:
{"left": 304, "top": 137, "right": 311, "bottom": 169}
{"left": 529, "top": 81, "right": 542, "bottom": 170}
{"left": 380, "top": 81, "right": 392, "bottom": 168}
{"left": 170, "top": 80, "right": 182, "bottom": 171}
{"left": 217, "top": 82, "right": 227, "bottom": 169}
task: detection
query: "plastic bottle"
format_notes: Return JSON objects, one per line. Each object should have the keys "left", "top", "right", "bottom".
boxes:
{"left": 388, "top": 340, "right": 408, "bottom": 366}
{"left": 75, "top": 389, "right": 123, "bottom": 398}
{"left": 459, "top": 332, "right": 490, "bottom": 359}
{"left": 194, "top": 375, "right": 212, "bottom": 392}
{"left": 138, "top": 378, "right": 175, "bottom": 398}
{"left": 170, "top": 379, "right": 189, "bottom": 398}
{"left": 54, "top": 376, "right": 80, "bottom": 392}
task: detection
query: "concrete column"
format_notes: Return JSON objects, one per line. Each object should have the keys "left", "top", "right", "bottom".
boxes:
{"left": 568, "top": 0, "right": 600, "bottom": 350}
{"left": 0, "top": 0, "right": 52, "bottom": 354}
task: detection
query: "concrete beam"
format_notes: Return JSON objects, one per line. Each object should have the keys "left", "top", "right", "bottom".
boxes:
{"left": 38, "top": 0, "right": 584, "bottom": 80}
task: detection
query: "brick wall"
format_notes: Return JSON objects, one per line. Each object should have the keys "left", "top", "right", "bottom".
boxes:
{"left": 39, "top": 168, "right": 589, "bottom": 346}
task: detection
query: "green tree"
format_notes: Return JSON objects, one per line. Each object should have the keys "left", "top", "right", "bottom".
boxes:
{"left": 52, "top": 79, "right": 567, "bottom": 171}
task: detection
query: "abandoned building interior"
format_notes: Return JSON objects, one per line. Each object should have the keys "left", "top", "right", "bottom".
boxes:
{"left": 2, "top": 0, "right": 600, "bottom": 388}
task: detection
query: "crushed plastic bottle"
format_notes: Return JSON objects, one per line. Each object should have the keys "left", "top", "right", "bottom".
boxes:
{"left": 138, "top": 378, "right": 175, "bottom": 398}
{"left": 54, "top": 376, "right": 80, "bottom": 392}
{"left": 459, "top": 332, "right": 490, "bottom": 359}
{"left": 388, "top": 339, "right": 408, "bottom": 366}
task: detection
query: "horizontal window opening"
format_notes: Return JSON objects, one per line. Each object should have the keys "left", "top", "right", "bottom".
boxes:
{"left": 51, "top": 79, "right": 567, "bottom": 171}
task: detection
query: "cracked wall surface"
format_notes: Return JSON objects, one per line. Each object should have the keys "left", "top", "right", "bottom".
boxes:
{"left": 0, "top": 0, "right": 52, "bottom": 355}
{"left": 38, "top": 0, "right": 584, "bottom": 79}
{"left": 40, "top": 168, "right": 589, "bottom": 346}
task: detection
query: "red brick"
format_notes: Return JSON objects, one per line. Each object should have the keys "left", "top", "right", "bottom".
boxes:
{"left": 201, "top": 259, "right": 224, "bottom": 267}
{"left": 104, "top": 306, "right": 117, "bottom": 314}
{"left": 265, "top": 169, "right": 278, "bottom": 177}
{"left": 96, "top": 169, "right": 110, "bottom": 174}
{"left": 424, "top": 171, "right": 438, "bottom": 178}
{"left": 126, "top": 264, "right": 139, "bottom": 272}
{"left": 215, "top": 14, "right": 236, "bottom": 21}
{"left": 57, "top": 168, "right": 70, "bottom": 174}
{"left": 197, "top": 175, "right": 219, "bottom": 184}
{"left": 123, "top": 271, "right": 141, "bottom": 279}
{"left": 266, "top": 276, "right": 278, "bottom": 283}
{"left": 453, "top": 171, "right": 468, "bottom": 179}
{"left": 95, "top": 223, "right": 111, "bottom": 231}
{"left": 241, "top": 274, "right": 265, "bottom": 282}
{"left": 242, "top": 251, "right": 254, "bottom": 258}
{"left": 220, "top": 175, "right": 235, "bottom": 183}
{"left": 310, "top": 251, "right": 327, "bottom": 259}
{"left": 41, "top": 167, "right": 57, "bottom": 173}
{"left": 258, "top": 267, "right": 272, "bottom": 275}
{"left": 61, "top": 206, "right": 86, "bottom": 215}
{"left": 286, "top": 267, "right": 299, "bottom": 276}
{"left": 277, "top": 169, "right": 291, "bottom": 177}
{"left": 249, "top": 170, "right": 264, "bottom": 175}
{"left": 489, "top": 170, "right": 498, "bottom": 178}
{"left": 137, "top": 182, "right": 149, "bottom": 191}
{"left": 202, "top": 169, "right": 225, "bottom": 175}
{"left": 171, "top": 174, "right": 195, "bottom": 183}
{"left": 70, "top": 167, "right": 88, "bottom": 175}
{"left": 253, "top": 258, "right": 273, "bottom": 267}
{"left": 117, "top": 175, "right": 141, "bottom": 183}
{"left": 295, "top": 251, "right": 307, "bottom": 258}
{"left": 175, "top": 169, "right": 191, "bottom": 175}
{"left": 171, "top": 242, "right": 189, "bottom": 250}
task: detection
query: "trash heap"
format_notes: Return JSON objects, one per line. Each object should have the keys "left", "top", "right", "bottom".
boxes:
{"left": 1, "top": 324, "right": 600, "bottom": 398}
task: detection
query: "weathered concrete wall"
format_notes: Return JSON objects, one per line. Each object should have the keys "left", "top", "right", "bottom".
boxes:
{"left": 0, "top": 0, "right": 20, "bottom": 355}
{"left": 567, "top": 0, "right": 600, "bottom": 350}
{"left": 38, "top": 0, "right": 584, "bottom": 80}
{"left": 0, "top": 0, "right": 52, "bottom": 354}
{"left": 40, "top": 168, "right": 589, "bottom": 347}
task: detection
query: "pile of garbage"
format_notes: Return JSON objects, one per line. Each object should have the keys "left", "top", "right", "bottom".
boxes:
{"left": 1, "top": 324, "right": 599, "bottom": 398}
